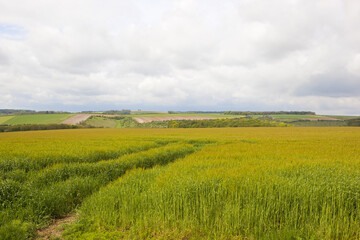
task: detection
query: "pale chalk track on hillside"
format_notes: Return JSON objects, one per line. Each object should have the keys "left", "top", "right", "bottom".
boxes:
{"left": 61, "top": 114, "right": 92, "bottom": 125}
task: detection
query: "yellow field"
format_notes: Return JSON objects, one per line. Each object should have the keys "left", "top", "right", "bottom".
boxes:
{"left": 1, "top": 128, "right": 360, "bottom": 239}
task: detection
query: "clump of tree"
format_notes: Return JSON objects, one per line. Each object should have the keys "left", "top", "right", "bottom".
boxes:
{"left": 88, "top": 115, "right": 125, "bottom": 121}
{"left": 0, "top": 109, "right": 71, "bottom": 115}
{"left": 0, "top": 124, "right": 94, "bottom": 132}
{"left": 0, "top": 109, "right": 36, "bottom": 114}
{"left": 168, "top": 111, "right": 224, "bottom": 114}
{"left": 168, "top": 118, "right": 290, "bottom": 128}
{"left": 224, "top": 111, "right": 316, "bottom": 116}
{"left": 35, "top": 111, "right": 71, "bottom": 114}
{"left": 347, "top": 118, "right": 360, "bottom": 126}
{"left": 103, "top": 110, "right": 131, "bottom": 115}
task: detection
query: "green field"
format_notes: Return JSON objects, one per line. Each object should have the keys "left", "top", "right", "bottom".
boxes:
{"left": 0, "top": 116, "right": 14, "bottom": 124}
{"left": 290, "top": 120, "right": 348, "bottom": 127}
{"left": 1, "top": 128, "right": 360, "bottom": 239}
{"left": 86, "top": 116, "right": 168, "bottom": 128}
{"left": 86, "top": 116, "right": 118, "bottom": 128}
{"left": 269, "top": 114, "right": 324, "bottom": 119}
{"left": 324, "top": 115, "right": 358, "bottom": 120}
{"left": 130, "top": 113, "right": 235, "bottom": 118}
{"left": 1, "top": 114, "right": 73, "bottom": 125}
{"left": 130, "top": 111, "right": 167, "bottom": 115}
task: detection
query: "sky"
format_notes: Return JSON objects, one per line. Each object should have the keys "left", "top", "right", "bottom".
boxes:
{"left": 0, "top": 0, "right": 359, "bottom": 114}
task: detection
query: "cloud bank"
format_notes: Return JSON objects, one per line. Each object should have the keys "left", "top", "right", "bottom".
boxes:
{"left": 0, "top": 0, "right": 359, "bottom": 114}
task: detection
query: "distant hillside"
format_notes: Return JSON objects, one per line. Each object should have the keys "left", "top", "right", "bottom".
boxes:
{"left": 224, "top": 111, "right": 316, "bottom": 115}
{"left": 0, "top": 109, "right": 36, "bottom": 114}
{"left": 0, "top": 109, "right": 71, "bottom": 115}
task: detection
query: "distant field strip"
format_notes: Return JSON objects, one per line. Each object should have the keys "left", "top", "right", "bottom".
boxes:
{"left": 61, "top": 114, "right": 92, "bottom": 125}
{"left": 301, "top": 117, "right": 341, "bottom": 121}
{"left": 2, "top": 114, "right": 73, "bottom": 125}
{"left": 0, "top": 116, "right": 14, "bottom": 124}
{"left": 134, "top": 116, "right": 221, "bottom": 123}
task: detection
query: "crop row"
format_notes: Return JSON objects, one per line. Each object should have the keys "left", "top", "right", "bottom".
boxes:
{"left": 0, "top": 142, "right": 197, "bottom": 239}
{"left": 65, "top": 135, "right": 360, "bottom": 239}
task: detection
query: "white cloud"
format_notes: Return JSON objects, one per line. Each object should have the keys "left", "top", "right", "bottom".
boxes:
{"left": 0, "top": 0, "right": 359, "bottom": 114}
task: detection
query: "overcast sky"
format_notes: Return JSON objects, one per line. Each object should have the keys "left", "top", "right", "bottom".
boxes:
{"left": 0, "top": 0, "right": 359, "bottom": 114}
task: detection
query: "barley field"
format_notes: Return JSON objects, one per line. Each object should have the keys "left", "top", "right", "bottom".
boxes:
{"left": 1, "top": 128, "right": 360, "bottom": 239}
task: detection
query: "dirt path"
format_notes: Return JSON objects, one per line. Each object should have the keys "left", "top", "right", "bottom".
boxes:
{"left": 61, "top": 114, "right": 92, "bottom": 125}
{"left": 37, "top": 215, "right": 76, "bottom": 240}
{"left": 133, "top": 116, "right": 221, "bottom": 123}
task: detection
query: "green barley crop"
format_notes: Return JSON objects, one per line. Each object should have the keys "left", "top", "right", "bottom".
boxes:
{"left": 0, "top": 129, "right": 201, "bottom": 239}
{"left": 64, "top": 128, "right": 360, "bottom": 240}
{"left": 1, "top": 128, "right": 360, "bottom": 239}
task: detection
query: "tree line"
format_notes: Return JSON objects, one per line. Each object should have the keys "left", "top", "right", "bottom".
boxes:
{"left": 223, "top": 111, "right": 316, "bottom": 115}
{"left": 0, "top": 109, "right": 71, "bottom": 115}
{"left": 168, "top": 118, "right": 289, "bottom": 128}
{"left": 168, "top": 111, "right": 224, "bottom": 114}
{"left": 0, "top": 124, "right": 94, "bottom": 132}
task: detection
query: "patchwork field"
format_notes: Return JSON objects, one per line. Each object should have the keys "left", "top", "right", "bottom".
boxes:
{"left": 1, "top": 128, "right": 360, "bottom": 239}
{"left": 0, "top": 114, "right": 73, "bottom": 125}
{"left": 60, "top": 114, "right": 92, "bottom": 125}
{"left": 0, "top": 116, "right": 14, "bottom": 124}
{"left": 133, "top": 116, "right": 221, "bottom": 123}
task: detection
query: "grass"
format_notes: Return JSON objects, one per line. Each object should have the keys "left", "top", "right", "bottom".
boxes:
{"left": 269, "top": 114, "right": 324, "bottom": 119}
{"left": 130, "top": 111, "right": 167, "bottom": 115}
{"left": 85, "top": 117, "right": 117, "bottom": 128}
{"left": 130, "top": 113, "right": 234, "bottom": 118}
{"left": 290, "top": 120, "right": 347, "bottom": 127}
{"left": 0, "top": 116, "right": 14, "bottom": 124}
{"left": 325, "top": 115, "right": 358, "bottom": 120}
{"left": 1, "top": 114, "right": 73, "bottom": 125}
{"left": 85, "top": 116, "right": 169, "bottom": 128}
{"left": 0, "top": 129, "right": 205, "bottom": 239}
{"left": 1, "top": 128, "right": 360, "bottom": 239}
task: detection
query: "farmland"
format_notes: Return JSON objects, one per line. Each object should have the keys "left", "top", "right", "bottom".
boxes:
{"left": 0, "top": 114, "right": 73, "bottom": 125}
{"left": 1, "top": 111, "right": 359, "bottom": 129}
{"left": 1, "top": 128, "right": 360, "bottom": 239}
{"left": 0, "top": 116, "right": 14, "bottom": 125}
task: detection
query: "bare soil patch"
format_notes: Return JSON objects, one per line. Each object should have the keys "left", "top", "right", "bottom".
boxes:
{"left": 61, "top": 114, "right": 92, "bottom": 125}
{"left": 133, "top": 116, "right": 221, "bottom": 123}
{"left": 37, "top": 215, "right": 76, "bottom": 240}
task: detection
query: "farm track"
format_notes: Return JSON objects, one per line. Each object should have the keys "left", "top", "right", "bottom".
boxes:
{"left": 37, "top": 214, "right": 76, "bottom": 240}
{"left": 133, "top": 116, "right": 221, "bottom": 123}
{"left": 61, "top": 114, "right": 92, "bottom": 125}
{"left": 30, "top": 142, "right": 201, "bottom": 239}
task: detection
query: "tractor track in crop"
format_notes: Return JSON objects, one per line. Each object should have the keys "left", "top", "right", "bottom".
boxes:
{"left": 36, "top": 214, "right": 77, "bottom": 240}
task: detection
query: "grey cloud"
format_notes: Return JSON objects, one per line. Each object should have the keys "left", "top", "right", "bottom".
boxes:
{"left": 0, "top": 0, "right": 360, "bottom": 114}
{"left": 0, "top": 51, "right": 9, "bottom": 65}
{"left": 295, "top": 72, "right": 360, "bottom": 98}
